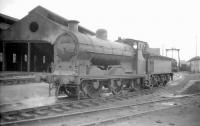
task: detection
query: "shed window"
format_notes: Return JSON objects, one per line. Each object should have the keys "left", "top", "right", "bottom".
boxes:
{"left": 13, "top": 53, "right": 16, "bottom": 63}
{"left": 43, "top": 56, "right": 46, "bottom": 64}
{"left": 0, "top": 53, "right": 2, "bottom": 62}
{"left": 24, "top": 54, "right": 27, "bottom": 62}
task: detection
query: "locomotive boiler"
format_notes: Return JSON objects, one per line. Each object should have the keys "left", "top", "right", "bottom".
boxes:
{"left": 48, "top": 20, "right": 173, "bottom": 98}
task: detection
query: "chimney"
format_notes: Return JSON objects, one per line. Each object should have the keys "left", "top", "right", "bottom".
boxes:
{"left": 67, "top": 20, "right": 79, "bottom": 32}
{"left": 96, "top": 29, "right": 107, "bottom": 40}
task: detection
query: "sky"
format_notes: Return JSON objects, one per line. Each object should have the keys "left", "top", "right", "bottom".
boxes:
{"left": 0, "top": 0, "right": 200, "bottom": 61}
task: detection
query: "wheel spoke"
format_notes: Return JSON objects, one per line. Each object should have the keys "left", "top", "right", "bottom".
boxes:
{"left": 82, "top": 81, "right": 101, "bottom": 98}
{"left": 109, "top": 80, "right": 122, "bottom": 95}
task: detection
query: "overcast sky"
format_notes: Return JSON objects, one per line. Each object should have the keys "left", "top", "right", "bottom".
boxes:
{"left": 0, "top": 0, "right": 200, "bottom": 61}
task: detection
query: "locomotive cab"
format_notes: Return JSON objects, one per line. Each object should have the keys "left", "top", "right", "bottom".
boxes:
{"left": 116, "top": 38, "right": 147, "bottom": 75}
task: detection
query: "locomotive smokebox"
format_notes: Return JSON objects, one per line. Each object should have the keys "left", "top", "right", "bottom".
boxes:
{"left": 96, "top": 29, "right": 107, "bottom": 40}
{"left": 68, "top": 20, "right": 79, "bottom": 32}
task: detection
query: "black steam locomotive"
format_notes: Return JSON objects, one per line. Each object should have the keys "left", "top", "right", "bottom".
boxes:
{"left": 47, "top": 20, "right": 173, "bottom": 99}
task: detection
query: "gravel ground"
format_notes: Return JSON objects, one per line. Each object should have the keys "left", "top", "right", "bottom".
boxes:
{"left": 166, "top": 72, "right": 200, "bottom": 94}
{"left": 108, "top": 101, "right": 200, "bottom": 126}
{"left": 0, "top": 82, "right": 50, "bottom": 104}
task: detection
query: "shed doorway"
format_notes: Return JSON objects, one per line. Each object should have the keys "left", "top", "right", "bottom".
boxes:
{"left": 30, "top": 43, "right": 53, "bottom": 72}
{"left": 1, "top": 41, "right": 53, "bottom": 72}
{"left": 5, "top": 42, "right": 28, "bottom": 71}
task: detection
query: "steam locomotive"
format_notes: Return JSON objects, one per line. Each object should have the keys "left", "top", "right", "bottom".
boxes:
{"left": 48, "top": 20, "right": 173, "bottom": 99}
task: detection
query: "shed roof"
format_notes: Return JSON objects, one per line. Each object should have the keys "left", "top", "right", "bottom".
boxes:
{"left": 0, "top": 13, "right": 19, "bottom": 24}
{"left": 0, "top": 13, "right": 19, "bottom": 30}
{"left": 189, "top": 56, "right": 200, "bottom": 62}
{"left": 29, "top": 6, "right": 95, "bottom": 36}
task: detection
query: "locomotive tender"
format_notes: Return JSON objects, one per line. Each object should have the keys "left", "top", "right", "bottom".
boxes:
{"left": 49, "top": 20, "right": 173, "bottom": 98}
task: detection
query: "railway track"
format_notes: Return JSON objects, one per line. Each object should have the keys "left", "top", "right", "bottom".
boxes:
{"left": 1, "top": 88, "right": 198, "bottom": 126}
{"left": 0, "top": 87, "right": 155, "bottom": 113}
{"left": 79, "top": 94, "right": 200, "bottom": 126}
{"left": 0, "top": 88, "right": 156, "bottom": 125}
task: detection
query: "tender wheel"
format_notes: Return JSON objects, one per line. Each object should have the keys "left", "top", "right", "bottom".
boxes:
{"left": 153, "top": 76, "right": 159, "bottom": 87}
{"left": 82, "top": 81, "right": 101, "bottom": 98}
{"left": 144, "top": 80, "right": 153, "bottom": 89}
{"left": 109, "top": 80, "right": 122, "bottom": 95}
{"left": 166, "top": 75, "right": 171, "bottom": 82}
{"left": 157, "top": 76, "right": 165, "bottom": 87}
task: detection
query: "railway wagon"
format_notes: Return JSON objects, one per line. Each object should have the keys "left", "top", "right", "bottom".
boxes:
{"left": 48, "top": 20, "right": 173, "bottom": 98}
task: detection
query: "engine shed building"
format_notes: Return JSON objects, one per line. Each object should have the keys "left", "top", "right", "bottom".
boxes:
{"left": 189, "top": 56, "right": 200, "bottom": 73}
{"left": 0, "top": 6, "right": 95, "bottom": 72}
{"left": 0, "top": 13, "right": 18, "bottom": 32}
